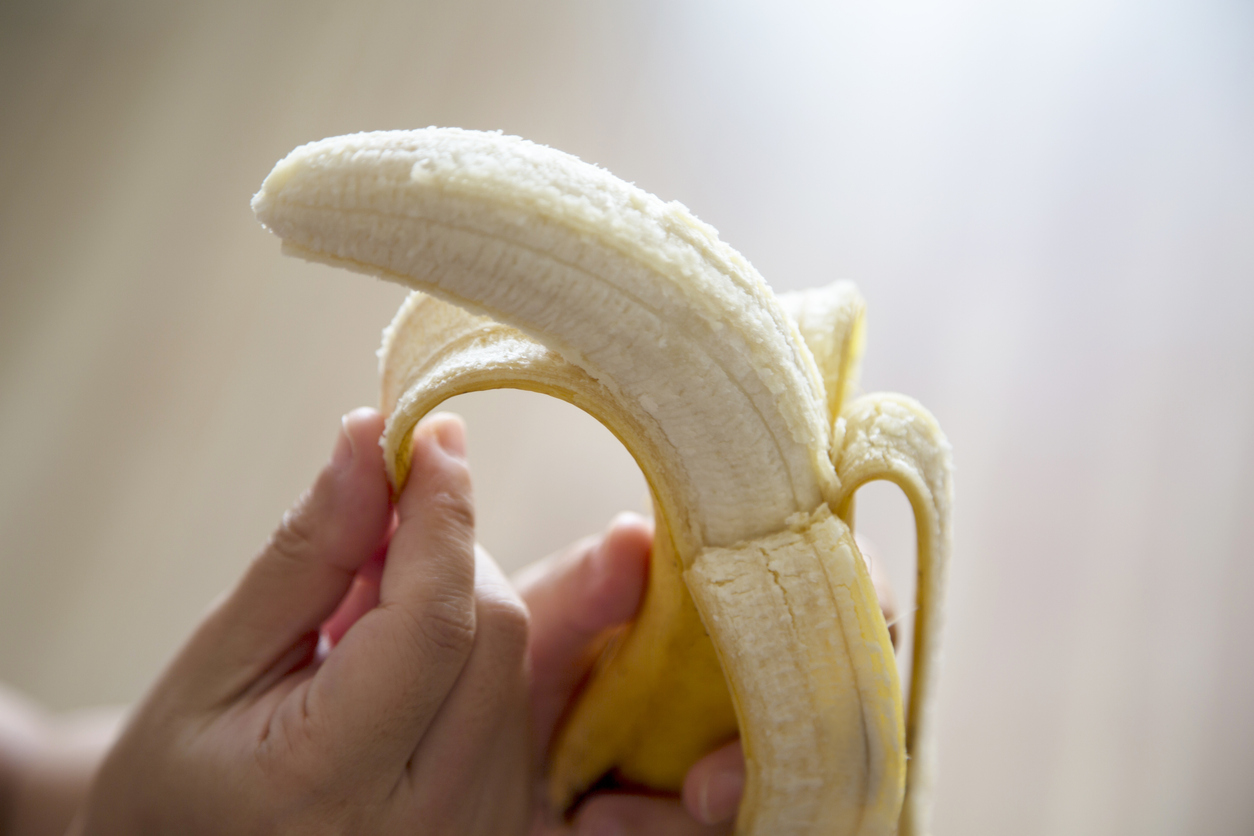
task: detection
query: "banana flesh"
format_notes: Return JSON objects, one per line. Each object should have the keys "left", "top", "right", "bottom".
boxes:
{"left": 253, "top": 129, "right": 835, "bottom": 553}
{"left": 548, "top": 279, "right": 869, "bottom": 803}
{"left": 253, "top": 128, "right": 953, "bottom": 836}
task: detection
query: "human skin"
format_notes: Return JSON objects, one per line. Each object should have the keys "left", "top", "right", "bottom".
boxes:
{"left": 1, "top": 410, "right": 747, "bottom": 835}
{"left": 2, "top": 409, "right": 897, "bottom": 834}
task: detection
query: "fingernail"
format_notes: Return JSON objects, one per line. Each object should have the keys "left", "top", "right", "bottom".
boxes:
{"left": 607, "top": 510, "right": 644, "bottom": 535}
{"left": 430, "top": 413, "right": 466, "bottom": 458}
{"left": 699, "top": 764, "right": 745, "bottom": 824}
{"left": 331, "top": 416, "right": 356, "bottom": 470}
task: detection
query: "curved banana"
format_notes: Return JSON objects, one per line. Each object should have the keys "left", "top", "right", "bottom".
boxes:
{"left": 252, "top": 128, "right": 952, "bottom": 836}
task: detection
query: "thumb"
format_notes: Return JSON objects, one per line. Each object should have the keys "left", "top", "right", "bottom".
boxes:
{"left": 166, "top": 408, "right": 393, "bottom": 707}
{"left": 302, "top": 413, "right": 482, "bottom": 769}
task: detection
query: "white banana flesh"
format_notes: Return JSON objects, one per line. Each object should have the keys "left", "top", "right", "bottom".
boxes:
{"left": 253, "top": 128, "right": 953, "bottom": 836}
{"left": 253, "top": 129, "right": 834, "bottom": 554}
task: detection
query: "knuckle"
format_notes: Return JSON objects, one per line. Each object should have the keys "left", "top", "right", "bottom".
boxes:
{"left": 409, "top": 488, "right": 477, "bottom": 561}
{"left": 428, "top": 486, "right": 475, "bottom": 534}
{"left": 421, "top": 599, "right": 477, "bottom": 657}
{"left": 477, "top": 594, "right": 530, "bottom": 661}
{"left": 384, "top": 598, "right": 476, "bottom": 661}
{"left": 267, "top": 497, "right": 319, "bottom": 565}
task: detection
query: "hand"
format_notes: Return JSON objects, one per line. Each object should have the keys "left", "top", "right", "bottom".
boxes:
{"left": 515, "top": 517, "right": 741, "bottom": 835}
{"left": 0, "top": 689, "right": 124, "bottom": 836}
{"left": 74, "top": 409, "right": 534, "bottom": 835}
{"left": 516, "top": 517, "right": 902, "bottom": 835}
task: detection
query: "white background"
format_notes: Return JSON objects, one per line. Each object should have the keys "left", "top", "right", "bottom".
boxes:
{"left": 2, "top": 1, "right": 1252, "bottom": 832}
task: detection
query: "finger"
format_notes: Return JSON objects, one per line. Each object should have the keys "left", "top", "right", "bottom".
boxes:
{"left": 168, "top": 408, "right": 391, "bottom": 705}
{"left": 575, "top": 793, "right": 732, "bottom": 836}
{"left": 403, "top": 546, "right": 531, "bottom": 824}
{"left": 516, "top": 513, "right": 653, "bottom": 743}
{"left": 854, "top": 534, "right": 900, "bottom": 649}
{"left": 306, "top": 413, "right": 478, "bottom": 768}
{"left": 682, "top": 740, "right": 744, "bottom": 826}
{"left": 319, "top": 539, "right": 388, "bottom": 648}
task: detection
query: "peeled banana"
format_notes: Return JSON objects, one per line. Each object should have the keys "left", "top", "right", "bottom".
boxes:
{"left": 252, "top": 128, "right": 952, "bottom": 836}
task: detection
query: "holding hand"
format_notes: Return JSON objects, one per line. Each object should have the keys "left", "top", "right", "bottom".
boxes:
{"left": 76, "top": 410, "right": 532, "bottom": 834}
{"left": 516, "top": 517, "right": 743, "bottom": 835}
{"left": 516, "top": 506, "right": 898, "bottom": 834}
{"left": 60, "top": 405, "right": 894, "bottom": 833}
{"left": 71, "top": 409, "right": 737, "bottom": 835}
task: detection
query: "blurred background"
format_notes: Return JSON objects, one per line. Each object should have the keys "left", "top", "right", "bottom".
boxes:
{"left": 2, "top": 0, "right": 1252, "bottom": 832}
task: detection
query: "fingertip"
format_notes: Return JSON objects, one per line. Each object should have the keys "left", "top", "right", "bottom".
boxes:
{"left": 396, "top": 412, "right": 474, "bottom": 523}
{"left": 601, "top": 515, "right": 652, "bottom": 581}
{"left": 604, "top": 512, "right": 653, "bottom": 554}
{"left": 588, "top": 513, "right": 653, "bottom": 624}
{"left": 331, "top": 420, "right": 355, "bottom": 470}
{"left": 854, "top": 533, "right": 899, "bottom": 649}
{"left": 333, "top": 407, "right": 387, "bottom": 490}
{"left": 519, "top": 515, "right": 654, "bottom": 747}
{"left": 383, "top": 410, "right": 476, "bottom": 613}
{"left": 277, "top": 408, "right": 389, "bottom": 568}
{"left": 422, "top": 411, "right": 467, "bottom": 458}
{"left": 682, "top": 740, "right": 745, "bottom": 826}
{"left": 342, "top": 406, "right": 384, "bottom": 442}
{"left": 325, "top": 408, "right": 391, "bottom": 534}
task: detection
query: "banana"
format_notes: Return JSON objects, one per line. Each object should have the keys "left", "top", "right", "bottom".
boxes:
{"left": 252, "top": 128, "right": 953, "bottom": 836}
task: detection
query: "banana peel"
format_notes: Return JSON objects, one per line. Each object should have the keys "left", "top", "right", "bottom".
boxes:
{"left": 253, "top": 128, "right": 953, "bottom": 836}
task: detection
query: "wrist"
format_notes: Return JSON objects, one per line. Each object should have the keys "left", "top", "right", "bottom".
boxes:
{"left": 0, "top": 698, "right": 124, "bottom": 836}
{"left": 0, "top": 687, "right": 48, "bottom": 836}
